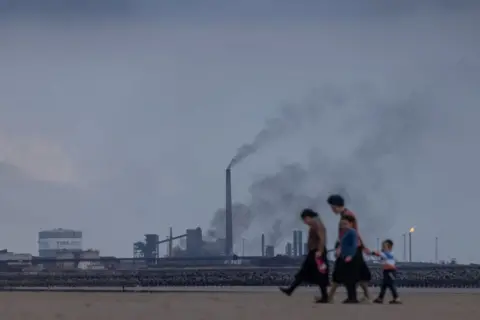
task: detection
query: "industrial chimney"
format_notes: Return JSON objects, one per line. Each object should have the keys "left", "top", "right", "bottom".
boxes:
{"left": 261, "top": 233, "right": 265, "bottom": 256}
{"left": 168, "top": 227, "right": 173, "bottom": 257}
{"left": 225, "top": 168, "right": 233, "bottom": 256}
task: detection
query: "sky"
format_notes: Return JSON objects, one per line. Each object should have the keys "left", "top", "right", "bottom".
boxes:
{"left": 0, "top": 0, "right": 479, "bottom": 262}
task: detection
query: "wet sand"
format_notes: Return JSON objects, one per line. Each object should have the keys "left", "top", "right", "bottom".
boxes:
{"left": 0, "top": 289, "right": 478, "bottom": 320}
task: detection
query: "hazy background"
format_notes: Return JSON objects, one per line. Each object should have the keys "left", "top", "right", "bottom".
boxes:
{"left": 1, "top": 0, "right": 479, "bottom": 262}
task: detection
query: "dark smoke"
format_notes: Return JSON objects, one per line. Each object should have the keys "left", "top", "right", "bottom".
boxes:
{"left": 228, "top": 87, "right": 347, "bottom": 168}
{"left": 212, "top": 83, "right": 432, "bottom": 252}
{"left": 206, "top": 202, "right": 252, "bottom": 241}
{"left": 268, "top": 219, "right": 282, "bottom": 247}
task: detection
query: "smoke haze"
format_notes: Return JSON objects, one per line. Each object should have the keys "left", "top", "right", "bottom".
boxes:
{"left": 211, "top": 85, "right": 432, "bottom": 251}
{"left": 1, "top": 0, "right": 479, "bottom": 263}
{"left": 228, "top": 90, "right": 344, "bottom": 168}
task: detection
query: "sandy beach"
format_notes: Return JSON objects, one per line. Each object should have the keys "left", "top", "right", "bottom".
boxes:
{"left": 1, "top": 288, "right": 479, "bottom": 320}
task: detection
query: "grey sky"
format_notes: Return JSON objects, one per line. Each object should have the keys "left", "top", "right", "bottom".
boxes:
{"left": 0, "top": 1, "right": 479, "bottom": 262}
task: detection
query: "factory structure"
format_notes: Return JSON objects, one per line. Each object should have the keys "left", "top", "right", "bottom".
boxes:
{"left": 225, "top": 167, "right": 233, "bottom": 256}
{"left": 131, "top": 167, "right": 234, "bottom": 260}
{"left": 0, "top": 161, "right": 444, "bottom": 268}
{"left": 133, "top": 227, "right": 226, "bottom": 260}
{"left": 258, "top": 230, "right": 307, "bottom": 258}
{"left": 130, "top": 167, "right": 309, "bottom": 260}
{"left": 0, "top": 168, "right": 310, "bottom": 270}
{"left": 0, "top": 165, "right": 451, "bottom": 267}
{"left": 284, "top": 230, "right": 307, "bottom": 257}
{"left": 38, "top": 228, "right": 83, "bottom": 257}
{"left": 0, "top": 228, "right": 104, "bottom": 271}
{"left": 37, "top": 228, "right": 102, "bottom": 270}
{"left": 0, "top": 249, "right": 33, "bottom": 271}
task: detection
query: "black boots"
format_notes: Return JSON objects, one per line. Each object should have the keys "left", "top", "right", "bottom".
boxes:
{"left": 279, "top": 278, "right": 302, "bottom": 296}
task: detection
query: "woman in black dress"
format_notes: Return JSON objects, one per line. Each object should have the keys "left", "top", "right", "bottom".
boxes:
{"left": 327, "top": 194, "right": 371, "bottom": 301}
{"left": 279, "top": 209, "right": 330, "bottom": 303}
{"left": 334, "top": 214, "right": 362, "bottom": 303}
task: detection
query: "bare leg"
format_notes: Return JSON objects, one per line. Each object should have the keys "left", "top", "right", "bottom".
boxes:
{"left": 359, "top": 282, "right": 371, "bottom": 300}
{"left": 328, "top": 282, "right": 338, "bottom": 302}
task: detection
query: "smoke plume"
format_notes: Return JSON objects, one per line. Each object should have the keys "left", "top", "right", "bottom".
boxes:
{"left": 211, "top": 79, "right": 447, "bottom": 251}
{"left": 228, "top": 88, "right": 347, "bottom": 168}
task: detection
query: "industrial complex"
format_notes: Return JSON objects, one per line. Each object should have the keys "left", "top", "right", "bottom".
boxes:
{"left": 0, "top": 170, "right": 454, "bottom": 271}
{"left": 0, "top": 168, "right": 331, "bottom": 271}
{"left": 0, "top": 223, "right": 310, "bottom": 271}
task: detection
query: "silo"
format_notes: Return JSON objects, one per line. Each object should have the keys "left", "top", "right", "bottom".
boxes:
{"left": 292, "top": 231, "right": 298, "bottom": 256}
{"left": 38, "top": 228, "right": 83, "bottom": 258}
{"left": 297, "top": 230, "right": 303, "bottom": 256}
{"left": 285, "top": 242, "right": 292, "bottom": 256}
{"left": 265, "top": 245, "right": 275, "bottom": 257}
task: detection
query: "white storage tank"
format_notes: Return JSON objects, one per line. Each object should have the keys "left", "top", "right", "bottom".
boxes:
{"left": 38, "top": 228, "right": 82, "bottom": 258}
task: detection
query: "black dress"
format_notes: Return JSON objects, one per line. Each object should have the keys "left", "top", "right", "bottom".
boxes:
{"left": 332, "top": 256, "right": 343, "bottom": 284}
{"left": 332, "top": 250, "right": 361, "bottom": 285}
{"left": 295, "top": 248, "right": 330, "bottom": 287}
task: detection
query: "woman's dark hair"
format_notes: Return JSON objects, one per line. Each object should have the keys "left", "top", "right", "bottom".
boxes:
{"left": 327, "top": 194, "right": 345, "bottom": 207}
{"left": 300, "top": 208, "right": 318, "bottom": 219}
{"left": 340, "top": 214, "right": 356, "bottom": 224}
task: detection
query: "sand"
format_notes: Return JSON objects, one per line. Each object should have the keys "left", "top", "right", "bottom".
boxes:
{"left": 0, "top": 289, "right": 479, "bottom": 320}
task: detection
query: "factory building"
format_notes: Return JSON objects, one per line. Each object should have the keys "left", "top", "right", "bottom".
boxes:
{"left": 56, "top": 251, "right": 76, "bottom": 269}
{"left": 293, "top": 231, "right": 298, "bottom": 256}
{"left": 78, "top": 249, "right": 103, "bottom": 270}
{"left": 261, "top": 234, "right": 265, "bottom": 256}
{"left": 144, "top": 234, "right": 160, "bottom": 260}
{"left": 133, "top": 227, "right": 227, "bottom": 259}
{"left": 265, "top": 245, "right": 275, "bottom": 257}
{"left": 292, "top": 230, "right": 304, "bottom": 256}
{"left": 285, "top": 242, "right": 292, "bottom": 256}
{"left": 296, "top": 230, "right": 303, "bottom": 256}
{"left": 38, "top": 228, "right": 82, "bottom": 257}
{"left": 186, "top": 227, "right": 203, "bottom": 256}
{"left": 0, "top": 250, "right": 32, "bottom": 271}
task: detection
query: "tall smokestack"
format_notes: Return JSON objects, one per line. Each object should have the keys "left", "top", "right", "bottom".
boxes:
{"left": 168, "top": 227, "right": 173, "bottom": 257}
{"left": 293, "top": 230, "right": 298, "bottom": 256}
{"left": 225, "top": 167, "right": 233, "bottom": 256}
{"left": 261, "top": 233, "right": 265, "bottom": 256}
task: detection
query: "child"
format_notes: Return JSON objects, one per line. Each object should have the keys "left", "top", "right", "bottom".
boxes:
{"left": 370, "top": 239, "right": 402, "bottom": 304}
{"left": 336, "top": 215, "right": 361, "bottom": 303}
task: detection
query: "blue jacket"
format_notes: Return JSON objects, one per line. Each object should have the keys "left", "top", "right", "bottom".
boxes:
{"left": 340, "top": 228, "right": 358, "bottom": 258}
